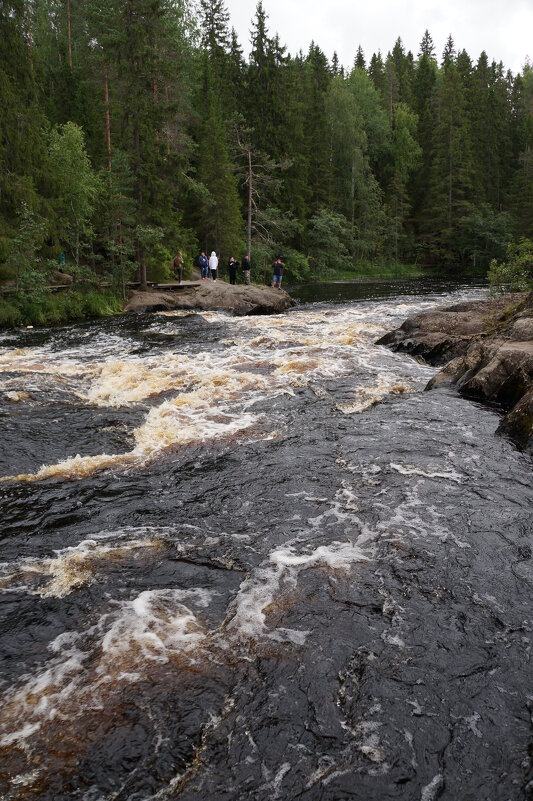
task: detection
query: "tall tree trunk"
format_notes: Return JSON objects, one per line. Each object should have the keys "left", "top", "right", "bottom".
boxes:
{"left": 165, "top": 85, "right": 171, "bottom": 155}
{"left": 247, "top": 147, "right": 252, "bottom": 258}
{"left": 104, "top": 64, "right": 112, "bottom": 174}
{"left": 67, "top": 0, "right": 72, "bottom": 69}
{"left": 27, "top": 2, "right": 33, "bottom": 74}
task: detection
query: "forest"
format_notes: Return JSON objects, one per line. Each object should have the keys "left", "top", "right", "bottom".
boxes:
{"left": 1, "top": 0, "right": 533, "bottom": 323}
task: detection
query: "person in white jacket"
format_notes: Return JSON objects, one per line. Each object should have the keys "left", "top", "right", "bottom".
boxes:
{"left": 208, "top": 251, "right": 218, "bottom": 281}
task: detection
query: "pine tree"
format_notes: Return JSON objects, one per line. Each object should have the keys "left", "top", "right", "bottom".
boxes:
{"left": 0, "top": 0, "right": 45, "bottom": 232}
{"left": 368, "top": 51, "right": 387, "bottom": 99}
{"left": 410, "top": 31, "right": 438, "bottom": 237}
{"left": 385, "top": 103, "right": 421, "bottom": 260}
{"left": 279, "top": 53, "right": 309, "bottom": 237}
{"left": 304, "top": 43, "right": 333, "bottom": 212}
{"left": 509, "top": 66, "right": 533, "bottom": 238}
{"left": 425, "top": 56, "right": 476, "bottom": 263}
{"left": 199, "top": 0, "right": 230, "bottom": 55}
{"left": 247, "top": 2, "right": 277, "bottom": 153}
{"left": 196, "top": 58, "right": 243, "bottom": 257}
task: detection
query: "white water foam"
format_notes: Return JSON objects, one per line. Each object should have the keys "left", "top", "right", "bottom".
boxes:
{"left": 228, "top": 541, "right": 370, "bottom": 642}
{"left": 0, "top": 587, "right": 214, "bottom": 747}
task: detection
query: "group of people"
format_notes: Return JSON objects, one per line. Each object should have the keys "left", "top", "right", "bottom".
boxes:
{"left": 198, "top": 252, "right": 252, "bottom": 285}
{"left": 173, "top": 250, "right": 285, "bottom": 288}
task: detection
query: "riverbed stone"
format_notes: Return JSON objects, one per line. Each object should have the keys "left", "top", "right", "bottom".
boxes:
{"left": 380, "top": 292, "right": 533, "bottom": 450}
{"left": 125, "top": 282, "right": 294, "bottom": 316}
{"left": 377, "top": 296, "right": 522, "bottom": 365}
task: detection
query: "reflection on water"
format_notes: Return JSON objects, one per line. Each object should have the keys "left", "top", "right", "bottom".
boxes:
{"left": 289, "top": 276, "right": 487, "bottom": 304}
{"left": 0, "top": 281, "right": 532, "bottom": 801}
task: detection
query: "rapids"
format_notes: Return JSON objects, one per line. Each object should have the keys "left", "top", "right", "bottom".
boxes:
{"left": 0, "top": 281, "right": 532, "bottom": 801}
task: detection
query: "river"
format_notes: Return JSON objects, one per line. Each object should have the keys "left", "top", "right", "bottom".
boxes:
{"left": 0, "top": 281, "right": 532, "bottom": 801}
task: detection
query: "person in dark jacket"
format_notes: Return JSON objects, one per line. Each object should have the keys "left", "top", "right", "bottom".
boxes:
{"left": 271, "top": 255, "right": 285, "bottom": 289}
{"left": 199, "top": 251, "right": 208, "bottom": 280}
{"left": 228, "top": 256, "right": 239, "bottom": 285}
{"left": 241, "top": 254, "right": 251, "bottom": 285}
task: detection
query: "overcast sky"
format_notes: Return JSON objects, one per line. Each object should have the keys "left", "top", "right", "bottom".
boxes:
{"left": 225, "top": 0, "right": 532, "bottom": 75}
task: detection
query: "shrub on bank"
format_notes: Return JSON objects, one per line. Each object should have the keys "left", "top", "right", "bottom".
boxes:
{"left": 489, "top": 239, "right": 533, "bottom": 293}
{"left": 0, "top": 299, "right": 23, "bottom": 327}
{"left": 0, "top": 289, "right": 123, "bottom": 328}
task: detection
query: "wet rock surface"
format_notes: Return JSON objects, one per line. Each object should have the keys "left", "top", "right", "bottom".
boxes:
{"left": 125, "top": 282, "right": 294, "bottom": 316}
{"left": 379, "top": 293, "right": 533, "bottom": 450}
{"left": 1, "top": 288, "right": 532, "bottom": 801}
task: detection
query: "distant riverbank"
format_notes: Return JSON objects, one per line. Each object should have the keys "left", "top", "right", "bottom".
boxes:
{"left": 0, "top": 280, "right": 294, "bottom": 329}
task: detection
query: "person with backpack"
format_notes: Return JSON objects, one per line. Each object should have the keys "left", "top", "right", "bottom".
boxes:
{"left": 172, "top": 251, "right": 183, "bottom": 283}
{"left": 199, "top": 251, "right": 208, "bottom": 280}
{"left": 271, "top": 255, "right": 285, "bottom": 289}
{"left": 209, "top": 251, "right": 219, "bottom": 281}
{"left": 241, "top": 254, "right": 251, "bottom": 285}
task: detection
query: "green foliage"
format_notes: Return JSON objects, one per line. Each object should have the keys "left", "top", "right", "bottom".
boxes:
{"left": 1, "top": 0, "right": 533, "bottom": 313}
{"left": 0, "top": 297, "right": 22, "bottom": 327}
{"left": 489, "top": 238, "right": 533, "bottom": 292}
{"left": 307, "top": 208, "right": 351, "bottom": 275}
{"left": 283, "top": 250, "right": 311, "bottom": 283}
{"left": 0, "top": 289, "right": 123, "bottom": 328}
{"left": 48, "top": 122, "right": 99, "bottom": 267}
{"left": 146, "top": 245, "right": 173, "bottom": 283}
{"left": 7, "top": 203, "right": 47, "bottom": 294}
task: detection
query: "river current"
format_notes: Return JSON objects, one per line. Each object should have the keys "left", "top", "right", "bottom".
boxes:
{"left": 0, "top": 282, "right": 532, "bottom": 801}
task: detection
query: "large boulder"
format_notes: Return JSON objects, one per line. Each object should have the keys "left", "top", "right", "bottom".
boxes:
{"left": 49, "top": 271, "right": 74, "bottom": 286}
{"left": 125, "top": 282, "right": 294, "bottom": 316}
{"left": 380, "top": 292, "right": 533, "bottom": 450}
{"left": 377, "top": 296, "right": 522, "bottom": 365}
{"left": 497, "top": 387, "right": 533, "bottom": 451}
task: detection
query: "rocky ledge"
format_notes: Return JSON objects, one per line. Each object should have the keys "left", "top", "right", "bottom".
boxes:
{"left": 125, "top": 281, "right": 294, "bottom": 317}
{"left": 378, "top": 292, "right": 533, "bottom": 451}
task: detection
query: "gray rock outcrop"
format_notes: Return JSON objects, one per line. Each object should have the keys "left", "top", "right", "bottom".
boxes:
{"left": 125, "top": 282, "right": 294, "bottom": 316}
{"left": 379, "top": 292, "right": 533, "bottom": 451}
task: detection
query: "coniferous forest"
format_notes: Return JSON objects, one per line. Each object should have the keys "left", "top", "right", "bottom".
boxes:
{"left": 1, "top": 0, "right": 533, "bottom": 323}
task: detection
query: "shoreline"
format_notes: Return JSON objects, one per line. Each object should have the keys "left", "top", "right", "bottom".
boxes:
{"left": 0, "top": 281, "right": 295, "bottom": 330}
{"left": 378, "top": 292, "right": 533, "bottom": 452}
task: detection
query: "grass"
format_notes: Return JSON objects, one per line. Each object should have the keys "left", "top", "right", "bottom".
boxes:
{"left": 0, "top": 289, "right": 123, "bottom": 329}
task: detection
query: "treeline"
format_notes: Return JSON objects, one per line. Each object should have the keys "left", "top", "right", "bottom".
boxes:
{"left": 1, "top": 0, "right": 533, "bottom": 294}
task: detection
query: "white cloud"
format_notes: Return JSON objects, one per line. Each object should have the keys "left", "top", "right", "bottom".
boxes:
{"left": 225, "top": 0, "right": 532, "bottom": 74}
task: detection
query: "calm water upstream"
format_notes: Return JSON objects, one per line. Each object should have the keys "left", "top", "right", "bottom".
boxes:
{"left": 0, "top": 281, "right": 532, "bottom": 801}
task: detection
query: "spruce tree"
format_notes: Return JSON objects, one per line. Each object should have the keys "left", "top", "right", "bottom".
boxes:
{"left": 355, "top": 45, "right": 365, "bottom": 71}
{"left": 425, "top": 56, "right": 476, "bottom": 263}
{"left": 196, "top": 58, "right": 244, "bottom": 257}
{"left": 410, "top": 31, "right": 438, "bottom": 238}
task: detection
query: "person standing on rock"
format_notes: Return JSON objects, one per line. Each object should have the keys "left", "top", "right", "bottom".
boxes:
{"left": 199, "top": 251, "right": 208, "bottom": 281}
{"left": 241, "top": 254, "right": 251, "bottom": 285}
{"left": 172, "top": 251, "right": 184, "bottom": 283}
{"left": 228, "top": 256, "right": 238, "bottom": 285}
{"left": 209, "top": 251, "right": 218, "bottom": 281}
{"left": 271, "top": 255, "right": 285, "bottom": 289}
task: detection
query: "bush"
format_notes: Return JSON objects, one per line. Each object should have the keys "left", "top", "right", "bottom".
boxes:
{"left": 82, "top": 290, "right": 122, "bottom": 317}
{"left": 489, "top": 238, "right": 533, "bottom": 293}
{"left": 0, "top": 298, "right": 22, "bottom": 327}
{"left": 146, "top": 245, "right": 173, "bottom": 283}
{"left": 0, "top": 288, "right": 123, "bottom": 328}
{"left": 283, "top": 250, "right": 311, "bottom": 283}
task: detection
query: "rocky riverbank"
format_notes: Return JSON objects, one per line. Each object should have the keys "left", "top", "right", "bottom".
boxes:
{"left": 378, "top": 292, "right": 533, "bottom": 451}
{"left": 125, "top": 281, "right": 295, "bottom": 316}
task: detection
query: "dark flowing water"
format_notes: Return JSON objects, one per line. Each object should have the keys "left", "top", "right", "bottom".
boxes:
{"left": 0, "top": 282, "right": 532, "bottom": 801}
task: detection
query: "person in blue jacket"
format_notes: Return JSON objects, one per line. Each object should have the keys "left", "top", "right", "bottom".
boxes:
{"left": 271, "top": 255, "right": 285, "bottom": 289}
{"left": 199, "top": 251, "right": 208, "bottom": 280}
